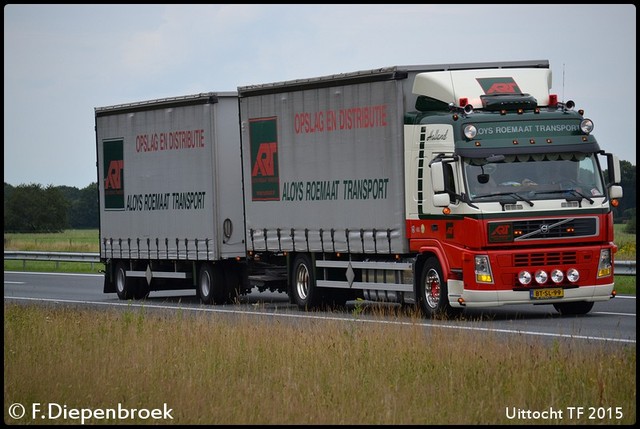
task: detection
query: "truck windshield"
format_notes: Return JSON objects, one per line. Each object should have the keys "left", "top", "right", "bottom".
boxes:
{"left": 464, "top": 152, "right": 606, "bottom": 202}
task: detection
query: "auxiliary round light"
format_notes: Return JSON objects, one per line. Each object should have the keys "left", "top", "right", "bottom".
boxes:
{"left": 463, "top": 124, "right": 477, "bottom": 140}
{"left": 535, "top": 270, "right": 548, "bottom": 284}
{"left": 518, "top": 270, "right": 532, "bottom": 285}
{"left": 580, "top": 119, "right": 594, "bottom": 134}
{"left": 550, "top": 269, "right": 564, "bottom": 284}
{"left": 567, "top": 268, "right": 580, "bottom": 283}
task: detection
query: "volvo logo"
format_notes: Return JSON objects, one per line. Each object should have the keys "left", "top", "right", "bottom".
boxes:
{"left": 540, "top": 224, "right": 549, "bottom": 234}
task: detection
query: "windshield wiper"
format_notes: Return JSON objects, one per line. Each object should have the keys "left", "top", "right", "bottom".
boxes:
{"left": 538, "top": 189, "right": 594, "bottom": 205}
{"left": 472, "top": 192, "right": 534, "bottom": 206}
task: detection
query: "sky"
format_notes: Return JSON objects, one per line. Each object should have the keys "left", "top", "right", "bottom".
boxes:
{"left": 4, "top": 4, "right": 636, "bottom": 189}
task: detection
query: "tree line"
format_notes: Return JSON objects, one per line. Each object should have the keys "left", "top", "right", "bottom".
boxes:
{"left": 611, "top": 160, "right": 636, "bottom": 233}
{"left": 3, "top": 160, "right": 637, "bottom": 233}
{"left": 4, "top": 182, "right": 98, "bottom": 232}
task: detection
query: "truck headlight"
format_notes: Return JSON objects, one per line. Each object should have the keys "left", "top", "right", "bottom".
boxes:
{"left": 597, "top": 249, "right": 612, "bottom": 278}
{"left": 475, "top": 255, "right": 493, "bottom": 283}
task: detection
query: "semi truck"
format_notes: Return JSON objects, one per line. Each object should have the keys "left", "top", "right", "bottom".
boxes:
{"left": 95, "top": 59, "right": 623, "bottom": 317}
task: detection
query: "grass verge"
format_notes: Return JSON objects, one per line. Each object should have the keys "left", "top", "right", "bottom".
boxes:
{"left": 4, "top": 303, "right": 636, "bottom": 425}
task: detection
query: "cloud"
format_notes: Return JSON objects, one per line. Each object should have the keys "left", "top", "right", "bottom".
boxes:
{"left": 3, "top": 4, "right": 636, "bottom": 188}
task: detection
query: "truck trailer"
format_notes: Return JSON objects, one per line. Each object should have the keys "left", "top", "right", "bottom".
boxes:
{"left": 96, "top": 92, "right": 249, "bottom": 304}
{"left": 95, "top": 59, "right": 623, "bottom": 317}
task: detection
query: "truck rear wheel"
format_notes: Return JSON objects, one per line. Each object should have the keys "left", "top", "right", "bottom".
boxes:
{"left": 553, "top": 301, "right": 594, "bottom": 315}
{"left": 418, "top": 257, "right": 462, "bottom": 319}
{"left": 291, "top": 254, "right": 322, "bottom": 310}
{"left": 197, "top": 263, "right": 228, "bottom": 305}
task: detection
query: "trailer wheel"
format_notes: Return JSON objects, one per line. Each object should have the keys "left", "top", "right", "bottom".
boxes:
{"left": 291, "top": 254, "right": 321, "bottom": 310}
{"left": 418, "top": 257, "right": 462, "bottom": 319}
{"left": 197, "top": 263, "right": 228, "bottom": 305}
{"left": 114, "top": 261, "right": 147, "bottom": 300}
{"left": 553, "top": 301, "right": 594, "bottom": 315}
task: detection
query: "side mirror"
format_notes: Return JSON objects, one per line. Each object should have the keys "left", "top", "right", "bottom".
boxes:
{"left": 607, "top": 154, "right": 621, "bottom": 184}
{"left": 430, "top": 160, "right": 450, "bottom": 207}
{"left": 433, "top": 193, "right": 451, "bottom": 207}
{"left": 609, "top": 185, "right": 623, "bottom": 199}
{"left": 430, "top": 161, "right": 446, "bottom": 193}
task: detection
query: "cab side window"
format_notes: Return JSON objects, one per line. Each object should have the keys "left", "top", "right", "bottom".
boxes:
{"left": 443, "top": 163, "right": 456, "bottom": 203}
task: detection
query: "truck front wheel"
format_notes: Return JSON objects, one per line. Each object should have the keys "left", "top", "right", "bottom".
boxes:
{"left": 418, "top": 257, "right": 462, "bottom": 319}
{"left": 291, "top": 254, "right": 322, "bottom": 310}
{"left": 553, "top": 301, "right": 594, "bottom": 315}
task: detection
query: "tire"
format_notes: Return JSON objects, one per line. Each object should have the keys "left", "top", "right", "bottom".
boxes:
{"left": 418, "top": 257, "right": 462, "bottom": 319}
{"left": 114, "top": 261, "right": 147, "bottom": 300}
{"left": 553, "top": 301, "right": 594, "bottom": 315}
{"left": 197, "top": 263, "right": 228, "bottom": 305}
{"left": 291, "top": 254, "right": 322, "bottom": 310}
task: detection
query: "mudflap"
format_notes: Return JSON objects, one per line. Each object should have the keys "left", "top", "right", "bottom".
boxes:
{"left": 103, "top": 261, "right": 115, "bottom": 293}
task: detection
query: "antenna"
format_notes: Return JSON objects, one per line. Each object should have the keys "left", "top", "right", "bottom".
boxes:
{"left": 562, "top": 63, "right": 565, "bottom": 103}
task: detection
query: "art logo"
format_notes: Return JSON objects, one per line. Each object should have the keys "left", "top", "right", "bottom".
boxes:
{"left": 476, "top": 77, "right": 522, "bottom": 95}
{"left": 103, "top": 139, "right": 125, "bottom": 209}
{"left": 249, "top": 118, "right": 280, "bottom": 201}
{"left": 488, "top": 222, "right": 513, "bottom": 243}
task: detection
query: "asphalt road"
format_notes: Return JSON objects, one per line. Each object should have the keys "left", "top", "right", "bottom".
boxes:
{"left": 3, "top": 271, "right": 636, "bottom": 346}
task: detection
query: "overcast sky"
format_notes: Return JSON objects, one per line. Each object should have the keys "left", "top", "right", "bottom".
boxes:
{"left": 4, "top": 4, "right": 636, "bottom": 188}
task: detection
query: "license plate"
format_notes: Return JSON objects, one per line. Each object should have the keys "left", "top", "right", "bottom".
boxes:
{"left": 530, "top": 288, "right": 564, "bottom": 300}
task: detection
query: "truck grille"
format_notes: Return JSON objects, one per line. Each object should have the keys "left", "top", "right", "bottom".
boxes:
{"left": 512, "top": 217, "right": 597, "bottom": 240}
{"left": 514, "top": 252, "right": 577, "bottom": 267}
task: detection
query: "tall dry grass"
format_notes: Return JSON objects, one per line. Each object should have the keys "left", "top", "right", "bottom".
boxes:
{"left": 4, "top": 304, "right": 636, "bottom": 425}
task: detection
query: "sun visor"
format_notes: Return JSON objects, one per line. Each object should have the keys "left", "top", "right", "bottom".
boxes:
{"left": 412, "top": 68, "right": 552, "bottom": 108}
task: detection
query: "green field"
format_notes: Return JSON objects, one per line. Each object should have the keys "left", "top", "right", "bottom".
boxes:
{"left": 4, "top": 229, "right": 99, "bottom": 252}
